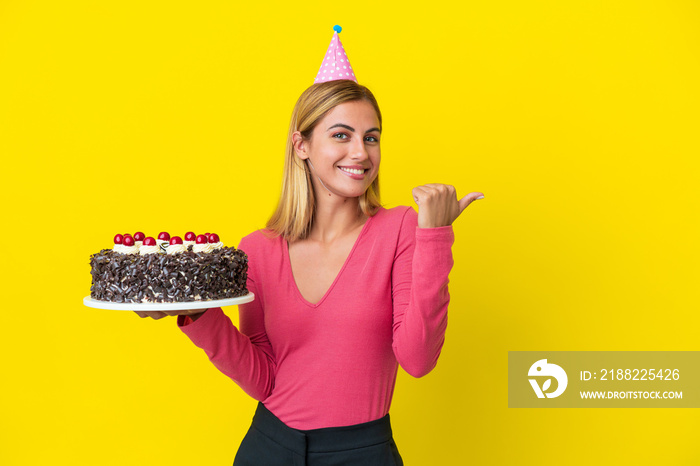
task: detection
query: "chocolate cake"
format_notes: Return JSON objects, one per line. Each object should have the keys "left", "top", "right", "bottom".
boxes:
{"left": 89, "top": 232, "right": 248, "bottom": 303}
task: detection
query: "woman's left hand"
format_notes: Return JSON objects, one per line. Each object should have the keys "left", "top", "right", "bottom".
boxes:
{"left": 412, "top": 184, "right": 484, "bottom": 228}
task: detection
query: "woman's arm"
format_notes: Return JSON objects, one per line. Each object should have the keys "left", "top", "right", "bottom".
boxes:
{"left": 185, "top": 311, "right": 205, "bottom": 322}
{"left": 177, "top": 238, "right": 276, "bottom": 401}
{"left": 391, "top": 207, "right": 454, "bottom": 378}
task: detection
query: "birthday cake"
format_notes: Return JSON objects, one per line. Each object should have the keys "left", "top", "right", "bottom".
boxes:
{"left": 89, "top": 232, "right": 248, "bottom": 303}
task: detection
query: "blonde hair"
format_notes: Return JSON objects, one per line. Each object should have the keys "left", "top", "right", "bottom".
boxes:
{"left": 265, "top": 80, "right": 383, "bottom": 241}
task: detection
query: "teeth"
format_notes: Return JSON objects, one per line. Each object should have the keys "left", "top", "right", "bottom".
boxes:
{"left": 339, "top": 167, "right": 365, "bottom": 175}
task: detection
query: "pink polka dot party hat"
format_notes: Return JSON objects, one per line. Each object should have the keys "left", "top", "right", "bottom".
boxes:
{"left": 314, "top": 25, "right": 357, "bottom": 84}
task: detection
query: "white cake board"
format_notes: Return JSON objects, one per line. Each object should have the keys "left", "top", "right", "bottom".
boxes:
{"left": 83, "top": 293, "right": 255, "bottom": 311}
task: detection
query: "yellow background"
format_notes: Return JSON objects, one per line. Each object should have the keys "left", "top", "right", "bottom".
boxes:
{"left": 1, "top": 1, "right": 699, "bottom": 464}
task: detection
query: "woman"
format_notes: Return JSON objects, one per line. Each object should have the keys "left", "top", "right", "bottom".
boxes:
{"left": 135, "top": 79, "right": 483, "bottom": 464}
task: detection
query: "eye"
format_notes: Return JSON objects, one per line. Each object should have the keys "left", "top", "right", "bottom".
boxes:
{"left": 365, "top": 136, "right": 379, "bottom": 143}
{"left": 332, "top": 132, "right": 348, "bottom": 139}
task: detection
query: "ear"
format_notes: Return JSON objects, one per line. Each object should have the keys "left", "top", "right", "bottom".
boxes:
{"left": 292, "top": 131, "right": 309, "bottom": 160}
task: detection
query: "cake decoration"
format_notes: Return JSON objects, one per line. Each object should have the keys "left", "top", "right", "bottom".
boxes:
{"left": 139, "top": 237, "right": 160, "bottom": 255}
{"left": 193, "top": 234, "right": 214, "bottom": 253}
{"left": 113, "top": 234, "right": 124, "bottom": 253}
{"left": 157, "top": 232, "right": 170, "bottom": 253}
{"left": 184, "top": 231, "right": 196, "bottom": 249}
{"left": 208, "top": 233, "right": 224, "bottom": 250}
{"left": 89, "top": 231, "right": 248, "bottom": 303}
{"left": 121, "top": 235, "right": 139, "bottom": 255}
{"left": 167, "top": 236, "right": 187, "bottom": 255}
{"left": 133, "top": 231, "right": 145, "bottom": 248}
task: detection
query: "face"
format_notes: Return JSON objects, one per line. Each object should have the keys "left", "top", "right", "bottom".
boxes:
{"left": 293, "top": 100, "right": 381, "bottom": 200}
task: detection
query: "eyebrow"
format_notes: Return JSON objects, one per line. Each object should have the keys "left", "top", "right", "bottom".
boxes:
{"left": 326, "top": 123, "right": 381, "bottom": 134}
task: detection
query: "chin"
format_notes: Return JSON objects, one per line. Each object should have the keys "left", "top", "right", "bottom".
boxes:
{"left": 345, "top": 185, "right": 372, "bottom": 198}
{"left": 329, "top": 188, "right": 366, "bottom": 199}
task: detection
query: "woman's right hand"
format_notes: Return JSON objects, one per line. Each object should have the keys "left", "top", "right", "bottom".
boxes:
{"left": 133, "top": 309, "right": 207, "bottom": 321}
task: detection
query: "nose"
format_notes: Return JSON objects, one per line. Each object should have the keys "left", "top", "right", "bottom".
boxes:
{"left": 349, "top": 138, "right": 369, "bottom": 161}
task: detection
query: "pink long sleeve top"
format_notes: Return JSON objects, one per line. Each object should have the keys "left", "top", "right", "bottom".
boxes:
{"left": 177, "top": 205, "right": 455, "bottom": 430}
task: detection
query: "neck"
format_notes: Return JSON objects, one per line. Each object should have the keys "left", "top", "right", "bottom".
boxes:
{"left": 309, "top": 189, "right": 367, "bottom": 244}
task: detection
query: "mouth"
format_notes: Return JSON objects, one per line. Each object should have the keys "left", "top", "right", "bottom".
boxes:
{"left": 338, "top": 166, "right": 370, "bottom": 176}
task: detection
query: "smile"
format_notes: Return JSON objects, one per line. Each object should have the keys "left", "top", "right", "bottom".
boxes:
{"left": 337, "top": 166, "right": 369, "bottom": 180}
{"left": 338, "top": 167, "right": 367, "bottom": 175}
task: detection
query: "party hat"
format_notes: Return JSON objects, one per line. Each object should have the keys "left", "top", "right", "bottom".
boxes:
{"left": 314, "top": 25, "right": 357, "bottom": 84}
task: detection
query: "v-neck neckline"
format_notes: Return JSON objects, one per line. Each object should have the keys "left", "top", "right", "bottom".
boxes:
{"left": 284, "top": 213, "right": 376, "bottom": 308}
